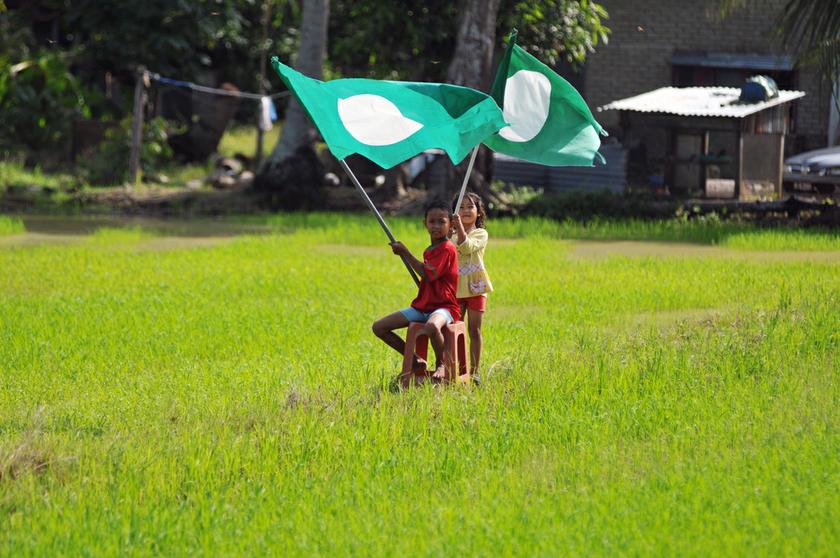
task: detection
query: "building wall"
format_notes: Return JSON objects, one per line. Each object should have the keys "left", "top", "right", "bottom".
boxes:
{"left": 585, "top": 0, "right": 830, "bottom": 152}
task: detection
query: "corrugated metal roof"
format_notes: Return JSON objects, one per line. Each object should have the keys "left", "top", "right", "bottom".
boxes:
{"left": 494, "top": 143, "right": 626, "bottom": 193}
{"left": 598, "top": 86, "right": 805, "bottom": 118}
{"left": 671, "top": 52, "right": 794, "bottom": 71}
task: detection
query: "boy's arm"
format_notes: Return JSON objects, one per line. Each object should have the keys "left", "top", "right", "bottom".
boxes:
{"left": 390, "top": 242, "right": 429, "bottom": 280}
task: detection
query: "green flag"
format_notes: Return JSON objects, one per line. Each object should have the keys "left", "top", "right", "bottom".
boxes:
{"left": 271, "top": 58, "right": 507, "bottom": 169}
{"left": 484, "top": 31, "right": 607, "bottom": 166}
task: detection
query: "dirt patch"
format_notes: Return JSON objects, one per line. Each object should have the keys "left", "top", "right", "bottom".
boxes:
{"left": 615, "top": 306, "right": 735, "bottom": 332}
{"left": 0, "top": 232, "right": 239, "bottom": 251}
{"left": 134, "top": 237, "right": 234, "bottom": 252}
{"left": 21, "top": 215, "right": 271, "bottom": 237}
{"left": 0, "top": 233, "right": 84, "bottom": 248}
{"left": 316, "top": 244, "right": 389, "bottom": 256}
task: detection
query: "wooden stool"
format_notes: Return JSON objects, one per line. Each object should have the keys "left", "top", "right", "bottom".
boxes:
{"left": 401, "top": 321, "right": 469, "bottom": 385}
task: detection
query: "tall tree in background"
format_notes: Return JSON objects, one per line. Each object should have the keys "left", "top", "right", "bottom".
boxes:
{"left": 447, "top": 0, "right": 503, "bottom": 90}
{"left": 265, "top": 0, "right": 329, "bottom": 165}
{"left": 444, "top": 0, "right": 609, "bottom": 201}
{"left": 442, "top": 0, "right": 503, "bottom": 202}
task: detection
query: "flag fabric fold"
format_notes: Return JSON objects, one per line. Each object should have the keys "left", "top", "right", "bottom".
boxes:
{"left": 271, "top": 57, "right": 507, "bottom": 169}
{"left": 484, "top": 31, "right": 607, "bottom": 166}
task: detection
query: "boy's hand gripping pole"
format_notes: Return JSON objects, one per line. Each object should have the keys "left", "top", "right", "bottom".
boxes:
{"left": 339, "top": 159, "right": 421, "bottom": 286}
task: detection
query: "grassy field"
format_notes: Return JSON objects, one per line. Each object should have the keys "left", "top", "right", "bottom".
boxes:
{"left": 1, "top": 214, "right": 838, "bottom": 556}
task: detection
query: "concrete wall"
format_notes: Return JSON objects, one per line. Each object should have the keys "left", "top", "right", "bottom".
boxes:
{"left": 585, "top": 0, "right": 830, "bottom": 152}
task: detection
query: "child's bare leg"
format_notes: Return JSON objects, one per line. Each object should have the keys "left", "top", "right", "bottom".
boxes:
{"left": 424, "top": 313, "right": 449, "bottom": 379}
{"left": 372, "top": 312, "right": 425, "bottom": 369}
{"left": 372, "top": 312, "right": 408, "bottom": 355}
{"left": 467, "top": 308, "right": 484, "bottom": 375}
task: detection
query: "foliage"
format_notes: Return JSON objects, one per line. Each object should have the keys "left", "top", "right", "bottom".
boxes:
{"left": 328, "top": 0, "right": 609, "bottom": 80}
{"left": 0, "top": 1, "right": 300, "bottom": 119}
{"left": 329, "top": 1, "right": 458, "bottom": 81}
{"left": 500, "top": 0, "right": 610, "bottom": 66}
{"left": 0, "top": 217, "right": 838, "bottom": 554}
{"left": 524, "top": 190, "right": 676, "bottom": 220}
{"left": 76, "top": 117, "right": 175, "bottom": 186}
{"left": 0, "top": 160, "right": 74, "bottom": 193}
{"left": 0, "top": 48, "right": 90, "bottom": 154}
{"left": 12, "top": 1, "right": 245, "bottom": 80}
{"left": 1, "top": 0, "right": 611, "bottom": 157}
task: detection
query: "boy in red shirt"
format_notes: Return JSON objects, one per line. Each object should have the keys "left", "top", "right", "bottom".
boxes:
{"left": 372, "top": 198, "right": 461, "bottom": 383}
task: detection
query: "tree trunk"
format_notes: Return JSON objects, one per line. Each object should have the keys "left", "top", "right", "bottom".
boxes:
{"left": 264, "top": 0, "right": 329, "bottom": 166}
{"left": 446, "top": 0, "right": 501, "bottom": 91}
{"left": 442, "top": 0, "right": 503, "bottom": 205}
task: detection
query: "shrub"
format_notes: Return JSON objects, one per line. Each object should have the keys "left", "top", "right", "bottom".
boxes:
{"left": 77, "top": 117, "right": 175, "bottom": 185}
{"left": 523, "top": 190, "right": 677, "bottom": 221}
{"left": 0, "top": 49, "right": 90, "bottom": 156}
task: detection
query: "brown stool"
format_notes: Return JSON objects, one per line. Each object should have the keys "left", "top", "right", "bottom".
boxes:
{"left": 401, "top": 320, "right": 469, "bottom": 386}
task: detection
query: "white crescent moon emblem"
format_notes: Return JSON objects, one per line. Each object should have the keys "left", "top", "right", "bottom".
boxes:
{"left": 337, "top": 94, "right": 424, "bottom": 146}
{"left": 498, "top": 70, "right": 551, "bottom": 142}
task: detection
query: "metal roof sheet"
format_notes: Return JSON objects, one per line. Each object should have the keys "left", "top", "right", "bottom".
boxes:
{"left": 598, "top": 86, "right": 805, "bottom": 118}
{"left": 671, "top": 52, "right": 795, "bottom": 71}
{"left": 493, "top": 143, "right": 626, "bottom": 193}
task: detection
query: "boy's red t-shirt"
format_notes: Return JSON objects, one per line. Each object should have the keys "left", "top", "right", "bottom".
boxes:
{"left": 410, "top": 240, "right": 461, "bottom": 322}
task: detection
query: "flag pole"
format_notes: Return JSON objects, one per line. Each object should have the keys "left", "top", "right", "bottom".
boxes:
{"left": 454, "top": 145, "right": 479, "bottom": 214}
{"left": 339, "top": 159, "right": 421, "bottom": 286}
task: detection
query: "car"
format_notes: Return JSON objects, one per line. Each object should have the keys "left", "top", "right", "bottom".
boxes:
{"left": 783, "top": 145, "right": 840, "bottom": 196}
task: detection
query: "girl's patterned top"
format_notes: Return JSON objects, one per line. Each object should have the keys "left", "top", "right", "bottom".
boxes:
{"left": 455, "top": 228, "right": 493, "bottom": 298}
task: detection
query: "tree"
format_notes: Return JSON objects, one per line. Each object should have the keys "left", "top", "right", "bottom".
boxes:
{"left": 444, "top": 0, "right": 609, "bottom": 203}
{"left": 264, "top": 0, "right": 329, "bottom": 164}
{"left": 329, "top": 1, "right": 457, "bottom": 81}
{"left": 438, "top": 0, "right": 503, "bottom": 204}
{"left": 259, "top": 0, "right": 609, "bottom": 206}
{"left": 498, "top": 0, "right": 610, "bottom": 68}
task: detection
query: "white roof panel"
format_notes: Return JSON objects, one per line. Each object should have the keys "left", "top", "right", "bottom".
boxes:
{"left": 599, "top": 86, "right": 805, "bottom": 118}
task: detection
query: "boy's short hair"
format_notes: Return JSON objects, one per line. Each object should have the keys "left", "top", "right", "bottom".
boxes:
{"left": 423, "top": 197, "right": 451, "bottom": 218}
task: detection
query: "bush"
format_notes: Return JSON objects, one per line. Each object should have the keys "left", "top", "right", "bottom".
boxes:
{"left": 77, "top": 117, "right": 175, "bottom": 185}
{"left": 0, "top": 49, "right": 90, "bottom": 156}
{"left": 523, "top": 190, "right": 678, "bottom": 221}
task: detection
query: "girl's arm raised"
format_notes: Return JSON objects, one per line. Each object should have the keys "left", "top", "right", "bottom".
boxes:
{"left": 452, "top": 214, "right": 467, "bottom": 245}
{"left": 456, "top": 228, "right": 488, "bottom": 254}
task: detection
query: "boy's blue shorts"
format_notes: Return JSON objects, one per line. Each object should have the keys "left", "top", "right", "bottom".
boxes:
{"left": 399, "top": 307, "right": 454, "bottom": 324}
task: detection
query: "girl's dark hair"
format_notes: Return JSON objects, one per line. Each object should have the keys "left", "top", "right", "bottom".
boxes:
{"left": 452, "top": 191, "right": 486, "bottom": 229}
{"left": 423, "top": 197, "right": 451, "bottom": 217}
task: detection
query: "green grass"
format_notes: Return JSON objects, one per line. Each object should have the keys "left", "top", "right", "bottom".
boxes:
{"left": 1, "top": 217, "right": 838, "bottom": 556}
{"left": 0, "top": 161, "right": 74, "bottom": 194}
{"left": 0, "top": 215, "right": 24, "bottom": 236}
{"left": 722, "top": 228, "right": 840, "bottom": 251}
{"left": 218, "top": 125, "right": 282, "bottom": 159}
{"left": 237, "top": 212, "right": 840, "bottom": 251}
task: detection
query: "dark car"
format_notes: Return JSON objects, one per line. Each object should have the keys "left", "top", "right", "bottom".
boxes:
{"left": 784, "top": 146, "right": 840, "bottom": 196}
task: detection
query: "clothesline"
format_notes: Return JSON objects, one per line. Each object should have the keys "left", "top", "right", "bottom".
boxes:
{"left": 148, "top": 72, "right": 290, "bottom": 101}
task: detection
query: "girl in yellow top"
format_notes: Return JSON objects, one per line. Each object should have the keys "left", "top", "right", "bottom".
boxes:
{"left": 451, "top": 192, "right": 493, "bottom": 376}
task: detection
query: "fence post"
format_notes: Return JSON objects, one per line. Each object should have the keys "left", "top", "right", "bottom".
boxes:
{"left": 256, "top": 113, "right": 264, "bottom": 165}
{"left": 128, "top": 65, "right": 148, "bottom": 187}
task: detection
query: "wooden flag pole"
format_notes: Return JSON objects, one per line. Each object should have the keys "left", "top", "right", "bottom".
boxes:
{"left": 454, "top": 145, "right": 479, "bottom": 214}
{"left": 339, "top": 159, "right": 421, "bottom": 286}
